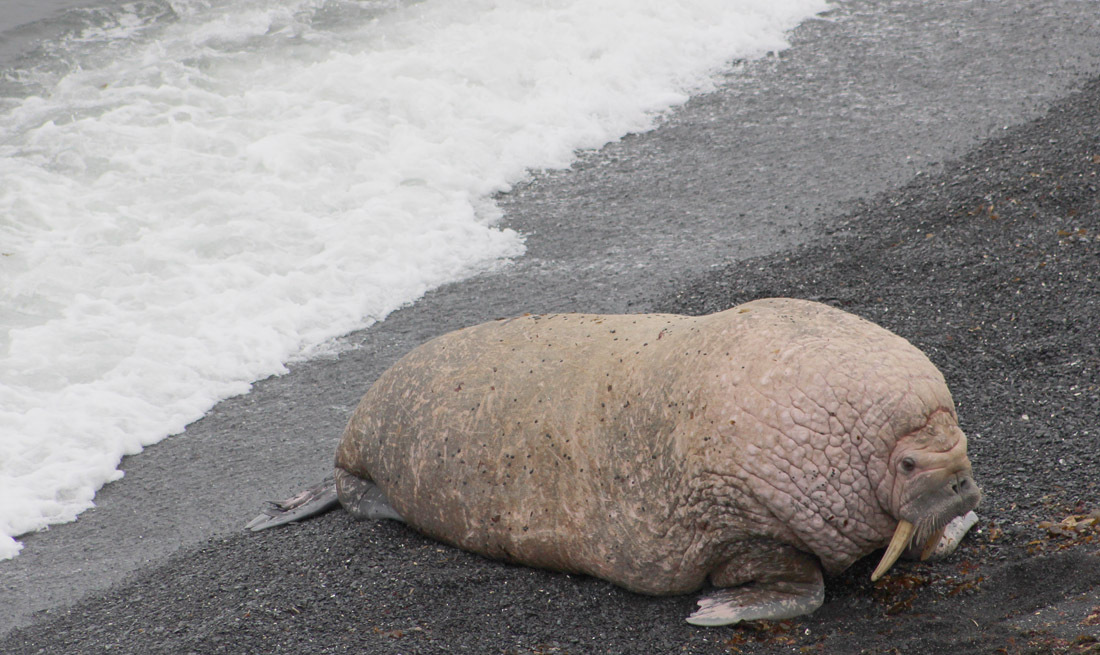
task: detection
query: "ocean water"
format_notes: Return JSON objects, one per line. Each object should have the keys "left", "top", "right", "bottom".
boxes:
{"left": 0, "top": 0, "right": 827, "bottom": 559}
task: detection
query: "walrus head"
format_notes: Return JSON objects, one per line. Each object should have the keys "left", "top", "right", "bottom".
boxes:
{"left": 872, "top": 411, "right": 981, "bottom": 581}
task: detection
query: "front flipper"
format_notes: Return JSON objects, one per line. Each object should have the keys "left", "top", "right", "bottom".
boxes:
{"left": 686, "top": 546, "right": 824, "bottom": 626}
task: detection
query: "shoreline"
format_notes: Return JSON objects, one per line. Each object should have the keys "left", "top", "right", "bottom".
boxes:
{"left": 4, "top": 0, "right": 1100, "bottom": 651}
{"left": 7, "top": 69, "right": 1098, "bottom": 655}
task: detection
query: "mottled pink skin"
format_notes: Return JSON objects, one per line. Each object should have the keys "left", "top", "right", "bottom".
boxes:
{"left": 335, "top": 298, "right": 967, "bottom": 595}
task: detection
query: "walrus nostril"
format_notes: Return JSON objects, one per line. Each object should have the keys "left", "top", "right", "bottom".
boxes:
{"left": 951, "top": 476, "right": 973, "bottom": 495}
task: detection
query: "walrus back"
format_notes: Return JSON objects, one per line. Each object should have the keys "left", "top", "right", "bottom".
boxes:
{"left": 334, "top": 312, "right": 706, "bottom": 590}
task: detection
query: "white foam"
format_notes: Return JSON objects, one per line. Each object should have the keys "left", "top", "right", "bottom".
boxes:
{"left": 0, "top": 0, "right": 827, "bottom": 558}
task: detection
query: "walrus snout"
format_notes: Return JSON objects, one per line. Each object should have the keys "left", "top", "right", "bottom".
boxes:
{"left": 916, "top": 469, "right": 982, "bottom": 542}
{"left": 924, "top": 466, "right": 981, "bottom": 505}
{"left": 872, "top": 467, "right": 982, "bottom": 581}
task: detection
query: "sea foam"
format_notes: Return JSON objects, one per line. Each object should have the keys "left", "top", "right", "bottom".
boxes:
{"left": 0, "top": 0, "right": 827, "bottom": 559}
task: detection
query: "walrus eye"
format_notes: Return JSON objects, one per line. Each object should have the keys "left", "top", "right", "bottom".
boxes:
{"left": 900, "top": 457, "right": 917, "bottom": 474}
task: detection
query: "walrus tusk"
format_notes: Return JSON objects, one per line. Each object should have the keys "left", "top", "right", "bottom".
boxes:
{"left": 871, "top": 519, "right": 914, "bottom": 581}
{"left": 919, "top": 524, "right": 948, "bottom": 561}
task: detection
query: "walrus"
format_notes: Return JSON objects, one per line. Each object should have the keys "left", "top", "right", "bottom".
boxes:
{"left": 249, "top": 297, "right": 981, "bottom": 625}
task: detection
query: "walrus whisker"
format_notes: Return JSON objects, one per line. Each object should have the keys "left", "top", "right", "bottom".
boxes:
{"left": 920, "top": 523, "right": 949, "bottom": 561}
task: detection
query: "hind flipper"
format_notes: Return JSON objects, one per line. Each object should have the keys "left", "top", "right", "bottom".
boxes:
{"left": 246, "top": 477, "right": 340, "bottom": 531}
{"left": 334, "top": 467, "right": 404, "bottom": 522}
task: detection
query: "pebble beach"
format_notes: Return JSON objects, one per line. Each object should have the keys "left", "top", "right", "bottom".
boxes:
{"left": 3, "top": 1, "right": 1100, "bottom": 652}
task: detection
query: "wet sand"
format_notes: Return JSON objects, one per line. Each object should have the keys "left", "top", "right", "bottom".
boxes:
{"left": 3, "top": 0, "right": 1100, "bottom": 652}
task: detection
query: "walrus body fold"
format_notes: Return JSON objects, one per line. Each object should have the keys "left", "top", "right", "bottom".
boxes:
{"left": 251, "top": 298, "right": 981, "bottom": 625}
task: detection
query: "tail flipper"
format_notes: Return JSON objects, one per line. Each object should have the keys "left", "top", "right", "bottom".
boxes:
{"left": 334, "top": 467, "right": 404, "bottom": 522}
{"left": 246, "top": 477, "right": 340, "bottom": 531}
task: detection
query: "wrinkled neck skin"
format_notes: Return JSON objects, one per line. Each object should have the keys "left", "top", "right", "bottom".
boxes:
{"left": 704, "top": 407, "right": 979, "bottom": 578}
{"left": 671, "top": 306, "right": 966, "bottom": 577}
{"left": 699, "top": 417, "right": 904, "bottom": 577}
